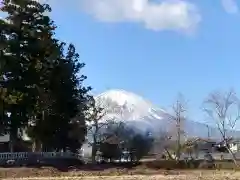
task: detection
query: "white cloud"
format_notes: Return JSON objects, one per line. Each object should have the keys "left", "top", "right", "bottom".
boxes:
{"left": 79, "top": 0, "right": 201, "bottom": 33}
{"left": 221, "top": 0, "right": 239, "bottom": 14}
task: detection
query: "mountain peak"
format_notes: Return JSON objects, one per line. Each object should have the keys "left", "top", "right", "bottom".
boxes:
{"left": 94, "top": 89, "right": 240, "bottom": 139}
{"left": 95, "top": 89, "right": 154, "bottom": 121}
{"left": 96, "top": 89, "right": 150, "bottom": 106}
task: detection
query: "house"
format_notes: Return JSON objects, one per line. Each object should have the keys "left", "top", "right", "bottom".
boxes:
{"left": 196, "top": 139, "right": 217, "bottom": 153}
{"left": 184, "top": 138, "right": 217, "bottom": 153}
{"left": 0, "top": 134, "right": 11, "bottom": 152}
{"left": 228, "top": 139, "right": 240, "bottom": 153}
{"left": 0, "top": 131, "right": 31, "bottom": 152}
{"left": 182, "top": 138, "right": 217, "bottom": 159}
{"left": 214, "top": 138, "right": 240, "bottom": 153}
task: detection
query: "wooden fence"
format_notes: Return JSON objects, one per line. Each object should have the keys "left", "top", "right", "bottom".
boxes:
{"left": 0, "top": 152, "right": 84, "bottom": 166}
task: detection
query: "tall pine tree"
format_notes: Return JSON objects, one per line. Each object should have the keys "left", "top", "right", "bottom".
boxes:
{"left": 0, "top": 0, "right": 55, "bottom": 151}
{"left": 28, "top": 42, "right": 91, "bottom": 152}
{"left": 1, "top": 0, "right": 90, "bottom": 152}
{"left": 50, "top": 43, "right": 91, "bottom": 152}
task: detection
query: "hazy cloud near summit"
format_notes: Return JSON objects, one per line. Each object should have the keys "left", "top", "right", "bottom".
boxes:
{"left": 79, "top": 0, "right": 201, "bottom": 33}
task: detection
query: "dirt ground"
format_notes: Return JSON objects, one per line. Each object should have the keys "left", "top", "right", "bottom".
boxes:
{"left": 2, "top": 173, "right": 240, "bottom": 180}
{"left": 0, "top": 167, "right": 240, "bottom": 179}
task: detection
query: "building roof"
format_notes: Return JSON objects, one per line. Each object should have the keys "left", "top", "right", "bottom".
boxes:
{"left": 185, "top": 138, "right": 216, "bottom": 145}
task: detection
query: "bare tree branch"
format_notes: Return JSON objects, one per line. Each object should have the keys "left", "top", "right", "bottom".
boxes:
{"left": 159, "top": 93, "right": 188, "bottom": 161}
{"left": 203, "top": 89, "right": 240, "bottom": 140}
{"left": 203, "top": 89, "right": 240, "bottom": 167}
{"left": 85, "top": 97, "right": 118, "bottom": 163}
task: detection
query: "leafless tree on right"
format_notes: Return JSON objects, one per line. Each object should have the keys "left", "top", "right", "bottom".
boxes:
{"left": 203, "top": 89, "right": 240, "bottom": 166}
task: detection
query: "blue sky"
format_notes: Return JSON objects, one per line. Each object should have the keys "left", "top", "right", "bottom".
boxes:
{"left": 3, "top": 0, "right": 240, "bottom": 126}
{"left": 47, "top": 0, "right": 240, "bottom": 126}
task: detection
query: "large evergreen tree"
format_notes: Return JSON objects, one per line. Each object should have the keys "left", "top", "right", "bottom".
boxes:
{"left": 29, "top": 43, "right": 91, "bottom": 152}
{"left": 0, "top": 0, "right": 90, "bottom": 152}
{"left": 0, "top": 0, "right": 57, "bottom": 151}
{"left": 57, "top": 43, "right": 91, "bottom": 152}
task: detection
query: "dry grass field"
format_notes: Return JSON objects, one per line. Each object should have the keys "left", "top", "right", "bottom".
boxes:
{"left": 2, "top": 172, "right": 240, "bottom": 180}
{"left": 0, "top": 167, "right": 240, "bottom": 180}
{"left": 0, "top": 160, "right": 239, "bottom": 179}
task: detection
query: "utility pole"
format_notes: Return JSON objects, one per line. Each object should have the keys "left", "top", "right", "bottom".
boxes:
{"left": 176, "top": 100, "right": 181, "bottom": 162}
{"left": 207, "top": 125, "right": 210, "bottom": 140}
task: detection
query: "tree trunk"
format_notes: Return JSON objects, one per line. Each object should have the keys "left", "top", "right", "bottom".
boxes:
{"left": 91, "top": 144, "right": 97, "bottom": 164}
{"left": 176, "top": 120, "right": 181, "bottom": 162}
{"left": 32, "top": 141, "right": 36, "bottom": 152}
{"left": 165, "top": 148, "right": 174, "bottom": 160}
{"left": 91, "top": 135, "right": 97, "bottom": 164}
{"left": 9, "top": 128, "right": 18, "bottom": 153}
{"left": 9, "top": 137, "right": 14, "bottom": 153}
{"left": 195, "top": 148, "right": 199, "bottom": 159}
{"left": 32, "top": 140, "right": 42, "bottom": 152}
{"left": 226, "top": 145, "right": 239, "bottom": 168}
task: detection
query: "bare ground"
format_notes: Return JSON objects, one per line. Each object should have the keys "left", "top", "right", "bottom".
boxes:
{"left": 2, "top": 173, "right": 240, "bottom": 180}
{"left": 0, "top": 167, "right": 240, "bottom": 179}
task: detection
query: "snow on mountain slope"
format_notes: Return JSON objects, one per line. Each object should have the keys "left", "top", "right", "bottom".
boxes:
{"left": 95, "top": 89, "right": 166, "bottom": 120}
{"left": 95, "top": 89, "right": 240, "bottom": 140}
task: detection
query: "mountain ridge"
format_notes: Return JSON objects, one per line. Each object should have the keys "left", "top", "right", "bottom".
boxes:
{"left": 95, "top": 89, "right": 240, "bottom": 140}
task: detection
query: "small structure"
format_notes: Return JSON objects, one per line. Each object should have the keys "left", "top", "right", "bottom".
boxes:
{"left": 183, "top": 138, "right": 217, "bottom": 159}
{"left": 0, "top": 135, "right": 10, "bottom": 152}
{"left": 228, "top": 139, "right": 240, "bottom": 153}
{"left": 196, "top": 139, "right": 217, "bottom": 153}
{"left": 0, "top": 134, "right": 31, "bottom": 152}
{"left": 185, "top": 138, "right": 216, "bottom": 152}
{"left": 214, "top": 137, "right": 240, "bottom": 153}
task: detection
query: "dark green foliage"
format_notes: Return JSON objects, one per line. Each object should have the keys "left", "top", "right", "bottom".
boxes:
{"left": 99, "top": 142, "right": 122, "bottom": 161}
{"left": 99, "top": 121, "right": 154, "bottom": 162}
{"left": 0, "top": 0, "right": 90, "bottom": 152}
{"left": 26, "top": 33, "right": 90, "bottom": 152}
{"left": 127, "top": 132, "right": 154, "bottom": 162}
{"left": 0, "top": 0, "right": 57, "bottom": 151}
{"left": 47, "top": 43, "right": 90, "bottom": 151}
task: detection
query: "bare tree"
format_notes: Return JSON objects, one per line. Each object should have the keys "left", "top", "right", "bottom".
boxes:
{"left": 203, "top": 89, "right": 240, "bottom": 166}
{"left": 85, "top": 98, "right": 107, "bottom": 163}
{"left": 153, "top": 94, "right": 187, "bottom": 161}
{"left": 183, "top": 138, "right": 204, "bottom": 159}
{"left": 169, "top": 93, "right": 187, "bottom": 161}
{"left": 86, "top": 97, "right": 120, "bottom": 163}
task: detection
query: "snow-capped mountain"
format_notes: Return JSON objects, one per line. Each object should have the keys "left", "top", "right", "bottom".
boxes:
{"left": 95, "top": 89, "right": 240, "bottom": 140}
